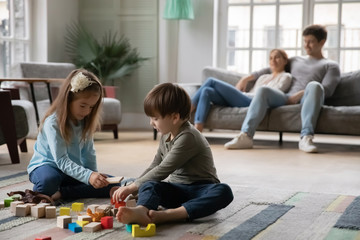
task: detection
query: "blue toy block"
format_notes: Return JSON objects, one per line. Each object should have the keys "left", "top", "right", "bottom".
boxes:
{"left": 126, "top": 224, "right": 132, "bottom": 233}
{"left": 68, "top": 222, "right": 82, "bottom": 233}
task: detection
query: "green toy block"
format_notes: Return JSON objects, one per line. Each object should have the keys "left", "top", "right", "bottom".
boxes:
{"left": 4, "top": 197, "right": 14, "bottom": 207}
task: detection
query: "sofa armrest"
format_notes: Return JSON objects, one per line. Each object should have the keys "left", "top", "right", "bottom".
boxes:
{"left": 178, "top": 83, "right": 201, "bottom": 98}
{"left": 202, "top": 66, "right": 247, "bottom": 86}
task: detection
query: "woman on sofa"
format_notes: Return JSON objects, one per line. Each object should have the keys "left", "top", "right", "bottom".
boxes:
{"left": 191, "top": 48, "right": 292, "bottom": 132}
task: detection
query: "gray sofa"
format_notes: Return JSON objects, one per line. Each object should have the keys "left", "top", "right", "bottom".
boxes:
{"left": 185, "top": 66, "right": 360, "bottom": 140}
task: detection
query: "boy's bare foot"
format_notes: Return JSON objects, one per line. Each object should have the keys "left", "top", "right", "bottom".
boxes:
{"left": 116, "top": 206, "right": 151, "bottom": 226}
{"left": 149, "top": 206, "right": 188, "bottom": 224}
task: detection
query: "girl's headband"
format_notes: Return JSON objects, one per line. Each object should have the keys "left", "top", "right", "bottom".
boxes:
{"left": 70, "top": 72, "right": 96, "bottom": 93}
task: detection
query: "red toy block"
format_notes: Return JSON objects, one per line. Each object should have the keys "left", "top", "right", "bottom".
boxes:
{"left": 35, "top": 237, "right": 51, "bottom": 240}
{"left": 114, "top": 201, "right": 126, "bottom": 208}
{"left": 101, "top": 216, "right": 113, "bottom": 229}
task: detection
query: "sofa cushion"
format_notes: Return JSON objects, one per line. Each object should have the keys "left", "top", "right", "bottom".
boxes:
{"left": 325, "top": 70, "right": 360, "bottom": 106}
{"left": 267, "top": 105, "right": 302, "bottom": 132}
{"left": 316, "top": 106, "right": 360, "bottom": 135}
{"left": 204, "top": 106, "right": 268, "bottom": 131}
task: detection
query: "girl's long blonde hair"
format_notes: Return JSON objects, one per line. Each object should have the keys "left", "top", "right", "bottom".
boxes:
{"left": 40, "top": 69, "right": 103, "bottom": 144}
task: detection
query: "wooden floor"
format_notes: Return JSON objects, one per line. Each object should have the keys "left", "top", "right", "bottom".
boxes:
{"left": 1, "top": 130, "right": 359, "bottom": 196}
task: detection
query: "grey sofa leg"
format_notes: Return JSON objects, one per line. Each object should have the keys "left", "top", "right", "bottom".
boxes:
{"left": 279, "top": 132, "right": 283, "bottom": 145}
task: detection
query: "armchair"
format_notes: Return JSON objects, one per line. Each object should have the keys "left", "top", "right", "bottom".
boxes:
{"left": 1, "top": 62, "right": 122, "bottom": 139}
{"left": 0, "top": 90, "right": 28, "bottom": 164}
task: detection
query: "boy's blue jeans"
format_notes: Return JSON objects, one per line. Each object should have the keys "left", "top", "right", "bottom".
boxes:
{"left": 192, "top": 77, "right": 253, "bottom": 124}
{"left": 241, "top": 81, "right": 325, "bottom": 137}
{"left": 137, "top": 181, "right": 234, "bottom": 220}
{"left": 29, "top": 165, "right": 126, "bottom": 199}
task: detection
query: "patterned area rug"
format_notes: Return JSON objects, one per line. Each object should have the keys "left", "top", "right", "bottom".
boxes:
{"left": 0, "top": 172, "right": 359, "bottom": 240}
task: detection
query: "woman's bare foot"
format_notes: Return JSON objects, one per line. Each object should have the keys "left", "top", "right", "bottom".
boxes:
{"left": 149, "top": 206, "right": 188, "bottom": 224}
{"left": 116, "top": 206, "right": 151, "bottom": 226}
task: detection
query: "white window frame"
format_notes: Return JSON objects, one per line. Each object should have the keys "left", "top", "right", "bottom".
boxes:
{"left": 216, "top": 0, "right": 360, "bottom": 73}
{"left": 0, "top": 0, "right": 30, "bottom": 77}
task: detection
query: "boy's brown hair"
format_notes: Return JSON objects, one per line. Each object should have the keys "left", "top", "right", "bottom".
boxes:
{"left": 302, "top": 24, "right": 327, "bottom": 42}
{"left": 144, "top": 83, "right": 191, "bottom": 120}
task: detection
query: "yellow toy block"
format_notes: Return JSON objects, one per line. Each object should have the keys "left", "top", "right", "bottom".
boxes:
{"left": 76, "top": 220, "right": 89, "bottom": 227}
{"left": 72, "top": 202, "right": 84, "bottom": 212}
{"left": 59, "top": 207, "right": 71, "bottom": 216}
{"left": 132, "top": 223, "right": 156, "bottom": 237}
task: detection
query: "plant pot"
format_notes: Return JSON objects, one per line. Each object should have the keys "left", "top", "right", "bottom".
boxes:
{"left": 103, "top": 86, "right": 118, "bottom": 98}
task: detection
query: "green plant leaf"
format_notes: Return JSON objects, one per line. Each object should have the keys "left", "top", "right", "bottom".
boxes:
{"left": 64, "top": 22, "right": 148, "bottom": 85}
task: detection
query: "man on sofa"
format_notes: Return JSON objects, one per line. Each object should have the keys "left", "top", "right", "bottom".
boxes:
{"left": 225, "top": 24, "right": 341, "bottom": 153}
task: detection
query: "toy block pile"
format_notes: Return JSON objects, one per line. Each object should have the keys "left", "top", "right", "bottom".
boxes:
{"left": 57, "top": 202, "right": 115, "bottom": 233}
{"left": 4, "top": 194, "right": 56, "bottom": 218}
{"left": 2, "top": 193, "right": 157, "bottom": 238}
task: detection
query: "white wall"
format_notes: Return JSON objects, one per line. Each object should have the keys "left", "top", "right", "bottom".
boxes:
{"left": 31, "top": 0, "right": 78, "bottom": 62}
{"left": 159, "top": 0, "right": 214, "bottom": 85}
{"left": 47, "top": 0, "right": 78, "bottom": 62}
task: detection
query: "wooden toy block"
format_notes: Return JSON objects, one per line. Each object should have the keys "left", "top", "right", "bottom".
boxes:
{"left": 0, "top": 202, "right": 4, "bottom": 209}
{"left": 37, "top": 202, "right": 51, "bottom": 207}
{"left": 72, "top": 202, "right": 84, "bottom": 212}
{"left": 125, "top": 224, "right": 132, "bottom": 233}
{"left": 15, "top": 205, "right": 29, "bottom": 217}
{"left": 100, "top": 216, "right": 113, "bottom": 229}
{"left": 45, "top": 206, "right": 56, "bottom": 218}
{"left": 68, "top": 222, "right": 82, "bottom": 233}
{"left": 4, "top": 197, "right": 14, "bottom": 207}
{"left": 57, "top": 216, "right": 72, "bottom": 229}
{"left": 76, "top": 220, "right": 89, "bottom": 227}
{"left": 111, "top": 208, "right": 118, "bottom": 216}
{"left": 35, "top": 237, "right": 51, "bottom": 240}
{"left": 106, "top": 176, "right": 124, "bottom": 184}
{"left": 87, "top": 204, "right": 99, "bottom": 213}
{"left": 59, "top": 207, "right": 71, "bottom": 216}
{"left": 132, "top": 223, "right": 156, "bottom": 237}
{"left": 114, "top": 201, "right": 126, "bottom": 209}
{"left": 83, "top": 222, "right": 102, "bottom": 232}
{"left": 10, "top": 201, "right": 24, "bottom": 213}
{"left": 31, "top": 205, "right": 45, "bottom": 218}
{"left": 126, "top": 199, "right": 137, "bottom": 207}
{"left": 96, "top": 204, "right": 112, "bottom": 216}
{"left": 78, "top": 215, "right": 92, "bottom": 222}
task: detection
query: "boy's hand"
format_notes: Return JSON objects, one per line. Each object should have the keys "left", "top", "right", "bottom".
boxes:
{"left": 89, "top": 172, "right": 109, "bottom": 189}
{"left": 112, "top": 184, "right": 138, "bottom": 203}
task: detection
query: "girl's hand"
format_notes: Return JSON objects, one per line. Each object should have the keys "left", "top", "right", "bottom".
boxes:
{"left": 89, "top": 172, "right": 109, "bottom": 189}
{"left": 112, "top": 184, "right": 138, "bottom": 203}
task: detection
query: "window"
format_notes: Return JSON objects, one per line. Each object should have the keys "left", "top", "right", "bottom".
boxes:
{"left": 0, "top": 0, "right": 30, "bottom": 77}
{"left": 219, "top": 0, "right": 360, "bottom": 73}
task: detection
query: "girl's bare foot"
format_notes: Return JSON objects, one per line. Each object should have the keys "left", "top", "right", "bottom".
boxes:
{"left": 116, "top": 206, "right": 151, "bottom": 226}
{"left": 149, "top": 206, "right": 188, "bottom": 224}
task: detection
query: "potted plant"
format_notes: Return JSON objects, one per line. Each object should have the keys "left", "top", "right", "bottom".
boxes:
{"left": 64, "top": 23, "right": 147, "bottom": 98}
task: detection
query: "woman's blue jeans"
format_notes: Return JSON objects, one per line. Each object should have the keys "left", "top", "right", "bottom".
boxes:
{"left": 137, "top": 181, "right": 233, "bottom": 221}
{"left": 241, "top": 81, "right": 324, "bottom": 137}
{"left": 192, "top": 78, "right": 252, "bottom": 124}
{"left": 29, "top": 165, "right": 125, "bottom": 199}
